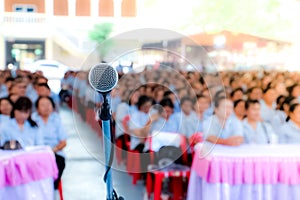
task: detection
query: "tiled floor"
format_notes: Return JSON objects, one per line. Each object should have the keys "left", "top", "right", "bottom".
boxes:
{"left": 59, "top": 106, "right": 145, "bottom": 200}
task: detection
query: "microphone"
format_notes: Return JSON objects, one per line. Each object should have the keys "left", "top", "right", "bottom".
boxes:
{"left": 88, "top": 64, "right": 123, "bottom": 200}
{"left": 89, "top": 64, "right": 118, "bottom": 121}
{"left": 89, "top": 63, "right": 118, "bottom": 94}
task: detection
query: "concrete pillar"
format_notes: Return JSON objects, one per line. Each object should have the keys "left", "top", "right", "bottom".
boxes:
{"left": 0, "top": 0, "right": 4, "bottom": 23}
{"left": 45, "top": 38, "right": 53, "bottom": 60}
{"left": 113, "top": 0, "right": 122, "bottom": 18}
{"left": 45, "top": 0, "right": 54, "bottom": 24}
{"left": 68, "top": 0, "right": 76, "bottom": 17}
{"left": 91, "top": 0, "right": 100, "bottom": 17}
{"left": 45, "top": 0, "right": 54, "bottom": 16}
{"left": 136, "top": 0, "right": 141, "bottom": 17}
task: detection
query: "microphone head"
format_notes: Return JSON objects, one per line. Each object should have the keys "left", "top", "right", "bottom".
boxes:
{"left": 88, "top": 63, "right": 118, "bottom": 93}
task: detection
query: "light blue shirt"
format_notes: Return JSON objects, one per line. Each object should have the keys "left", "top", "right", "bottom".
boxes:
{"left": 242, "top": 119, "right": 274, "bottom": 144}
{"left": 279, "top": 120, "right": 300, "bottom": 144}
{"left": 26, "top": 87, "right": 38, "bottom": 105}
{"left": 32, "top": 112, "right": 67, "bottom": 157}
{"left": 129, "top": 111, "right": 149, "bottom": 150}
{"left": 270, "top": 110, "right": 287, "bottom": 135}
{"left": 204, "top": 104, "right": 214, "bottom": 119}
{"left": 203, "top": 115, "right": 243, "bottom": 139}
{"left": 66, "top": 76, "right": 75, "bottom": 93}
{"left": 73, "top": 77, "right": 85, "bottom": 98}
{"left": 0, "top": 85, "right": 8, "bottom": 98}
{"left": 110, "top": 96, "right": 121, "bottom": 114}
{"left": 72, "top": 77, "right": 80, "bottom": 92}
{"left": 50, "top": 92, "right": 60, "bottom": 112}
{"left": 60, "top": 77, "right": 69, "bottom": 89}
{"left": 0, "top": 115, "right": 10, "bottom": 125}
{"left": 115, "top": 103, "right": 138, "bottom": 138}
{"left": 260, "top": 100, "right": 276, "bottom": 123}
{"left": 78, "top": 80, "right": 87, "bottom": 99}
{"left": 196, "top": 112, "right": 211, "bottom": 133}
{"left": 95, "top": 93, "right": 104, "bottom": 104}
{"left": 25, "top": 83, "right": 35, "bottom": 97}
{"left": 150, "top": 116, "right": 177, "bottom": 133}
{"left": 168, "top": 111, "right": 199, "bottom": 138}
{"left": 0, "top": 118, "right": 43, "bottom": 148}
{"left": 173, "top": 100, "right": 181, "bottom": 113}
{"left": 115, "top": 103, "right": 129, "bottom": 138}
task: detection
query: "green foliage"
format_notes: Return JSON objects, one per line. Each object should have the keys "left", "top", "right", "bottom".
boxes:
{"left": 188, "top": 0, "right": 290, "bottom": 38}
{"left": 89, "top": 23, "right": 114, "bottom": 61}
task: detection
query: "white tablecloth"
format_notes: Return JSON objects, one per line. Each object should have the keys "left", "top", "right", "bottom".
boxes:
{"left": 0, "top": 146, "right": 58, "bottom": 200}
{"left": 187, "top": 144, "right": 300, "bottom": 200}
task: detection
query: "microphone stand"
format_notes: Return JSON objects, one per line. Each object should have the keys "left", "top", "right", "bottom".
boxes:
{"left": 88, "top": 64, "right": 123, "bottom": 199}
{"left": 99, "top": 93, "right": 123, "bottom": 200}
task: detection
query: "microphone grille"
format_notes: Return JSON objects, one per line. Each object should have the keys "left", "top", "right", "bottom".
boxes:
{"left": 88, "top": 63, "right": 118, "bottom": 93}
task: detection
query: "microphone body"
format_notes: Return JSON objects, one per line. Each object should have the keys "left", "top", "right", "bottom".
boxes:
{"left": 88, "top": 64, "right": 119, "bottom": 200}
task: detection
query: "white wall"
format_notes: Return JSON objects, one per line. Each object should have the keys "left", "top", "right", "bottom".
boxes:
{"left": 52, "top": 41, "right": 99, "bottom": 70}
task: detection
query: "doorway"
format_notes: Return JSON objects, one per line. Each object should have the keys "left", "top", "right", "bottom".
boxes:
{"left": 5, "top": 40, "right": 45, "bottom": 69}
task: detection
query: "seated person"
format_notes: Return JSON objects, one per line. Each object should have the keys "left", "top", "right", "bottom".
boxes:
{"left": 279, "top": 103, "right": 300, "bottom": 143}
{"left": 243, "top": 99, "right": 276, "bottom": 144}
{"left": 233, "top": 99, "right": 246, "bottom": 121}
{"left": 230, "top": 87, "right": 244, "bottom": 102}
{"left": 32, "top": 96, "right": 67, "bottom": 189}
{"left": 59, "top": 71, "right": 72, "bottom": 104}
{"left": 271, "top": 96, "right": 297, "bottom": 135}
{"left": 36, "top": 83, "right": 60, "bottom": 112}
{"left": 0, "top": 97, "right": 13, "bottom": 123}
{"left": 194, "top": 94, "right": 210, "bottom": 132}
{"left": 114, "top": 90, "right": 139, "bottom": 151}
{"left": 247, "top": 86, "right": 263, "bottom": 101}
{"left": 163, "top": 91, "right": 181, "bottom": 113}
{"left": 151, "top": 98, "right": 175, "bottom": 133}
{"left": 203, "top": 96, "right": 244, "bottom": 146}
{"left": 0, "top": 97, "right": 43, "bottom": 148}
{"left": 168, "top": 96, "right": 199, "bottom": 138}
{"left": 260, "top": 86, "right": 277, "bottom": 123}
{"left": 129, "top": 95, "right": 157, "bottom": 152}
{"left": 128, "top": 95, "right": 158, "bottom": 174}
{"left": 8, "top": 76, "right": 27, "bottom": 97}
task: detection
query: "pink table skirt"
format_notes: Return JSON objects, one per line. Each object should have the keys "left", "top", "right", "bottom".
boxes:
{"left": 192, "top": 144, "right": 300, "bottom": 185}
{"left": 0, "top": 146, "right": 58, "bottom": 188}
{"left": 187, "top": 170, "right": 300, "bottom": 200}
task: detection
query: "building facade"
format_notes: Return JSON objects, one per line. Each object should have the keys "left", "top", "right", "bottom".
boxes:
{"left": 0, "top": 0, "right": 137, "bottom": 69}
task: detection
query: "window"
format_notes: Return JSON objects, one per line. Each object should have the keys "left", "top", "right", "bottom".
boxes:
{"left": 27, "top": 8, "right": 35, "bottom": 12}
{"left": 13, "top": 4, "right": 37, "bottom": 13}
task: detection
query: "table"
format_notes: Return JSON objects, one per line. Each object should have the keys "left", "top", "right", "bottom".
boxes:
{"left": 187, "top": 144, "right": 300, "bottom": 200}
{"left": 0, "top": 146, "right": 58, "bottom": 200}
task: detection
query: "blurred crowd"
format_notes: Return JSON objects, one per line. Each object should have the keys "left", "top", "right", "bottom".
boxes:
{"left": 0, "top": 69, "right": 67, "bottom": 190}
{"left": 68, "top": 68, "right": 300, "bottom": 155}
{"left": 2, "top": 67, "right": 300, "bottom": 189}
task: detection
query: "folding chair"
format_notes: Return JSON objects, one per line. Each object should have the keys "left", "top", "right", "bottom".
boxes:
{"left": 146, "top": 132, "right": 191, "bottom": 199}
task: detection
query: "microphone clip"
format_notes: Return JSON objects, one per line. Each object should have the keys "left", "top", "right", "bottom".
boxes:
{"left": 100, "top": 92, "right": 111, "bottom": 121}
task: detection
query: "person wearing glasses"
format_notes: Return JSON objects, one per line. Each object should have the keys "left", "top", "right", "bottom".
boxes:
{"left": 203, "top": 96, "right": 244, "bottom": 146}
